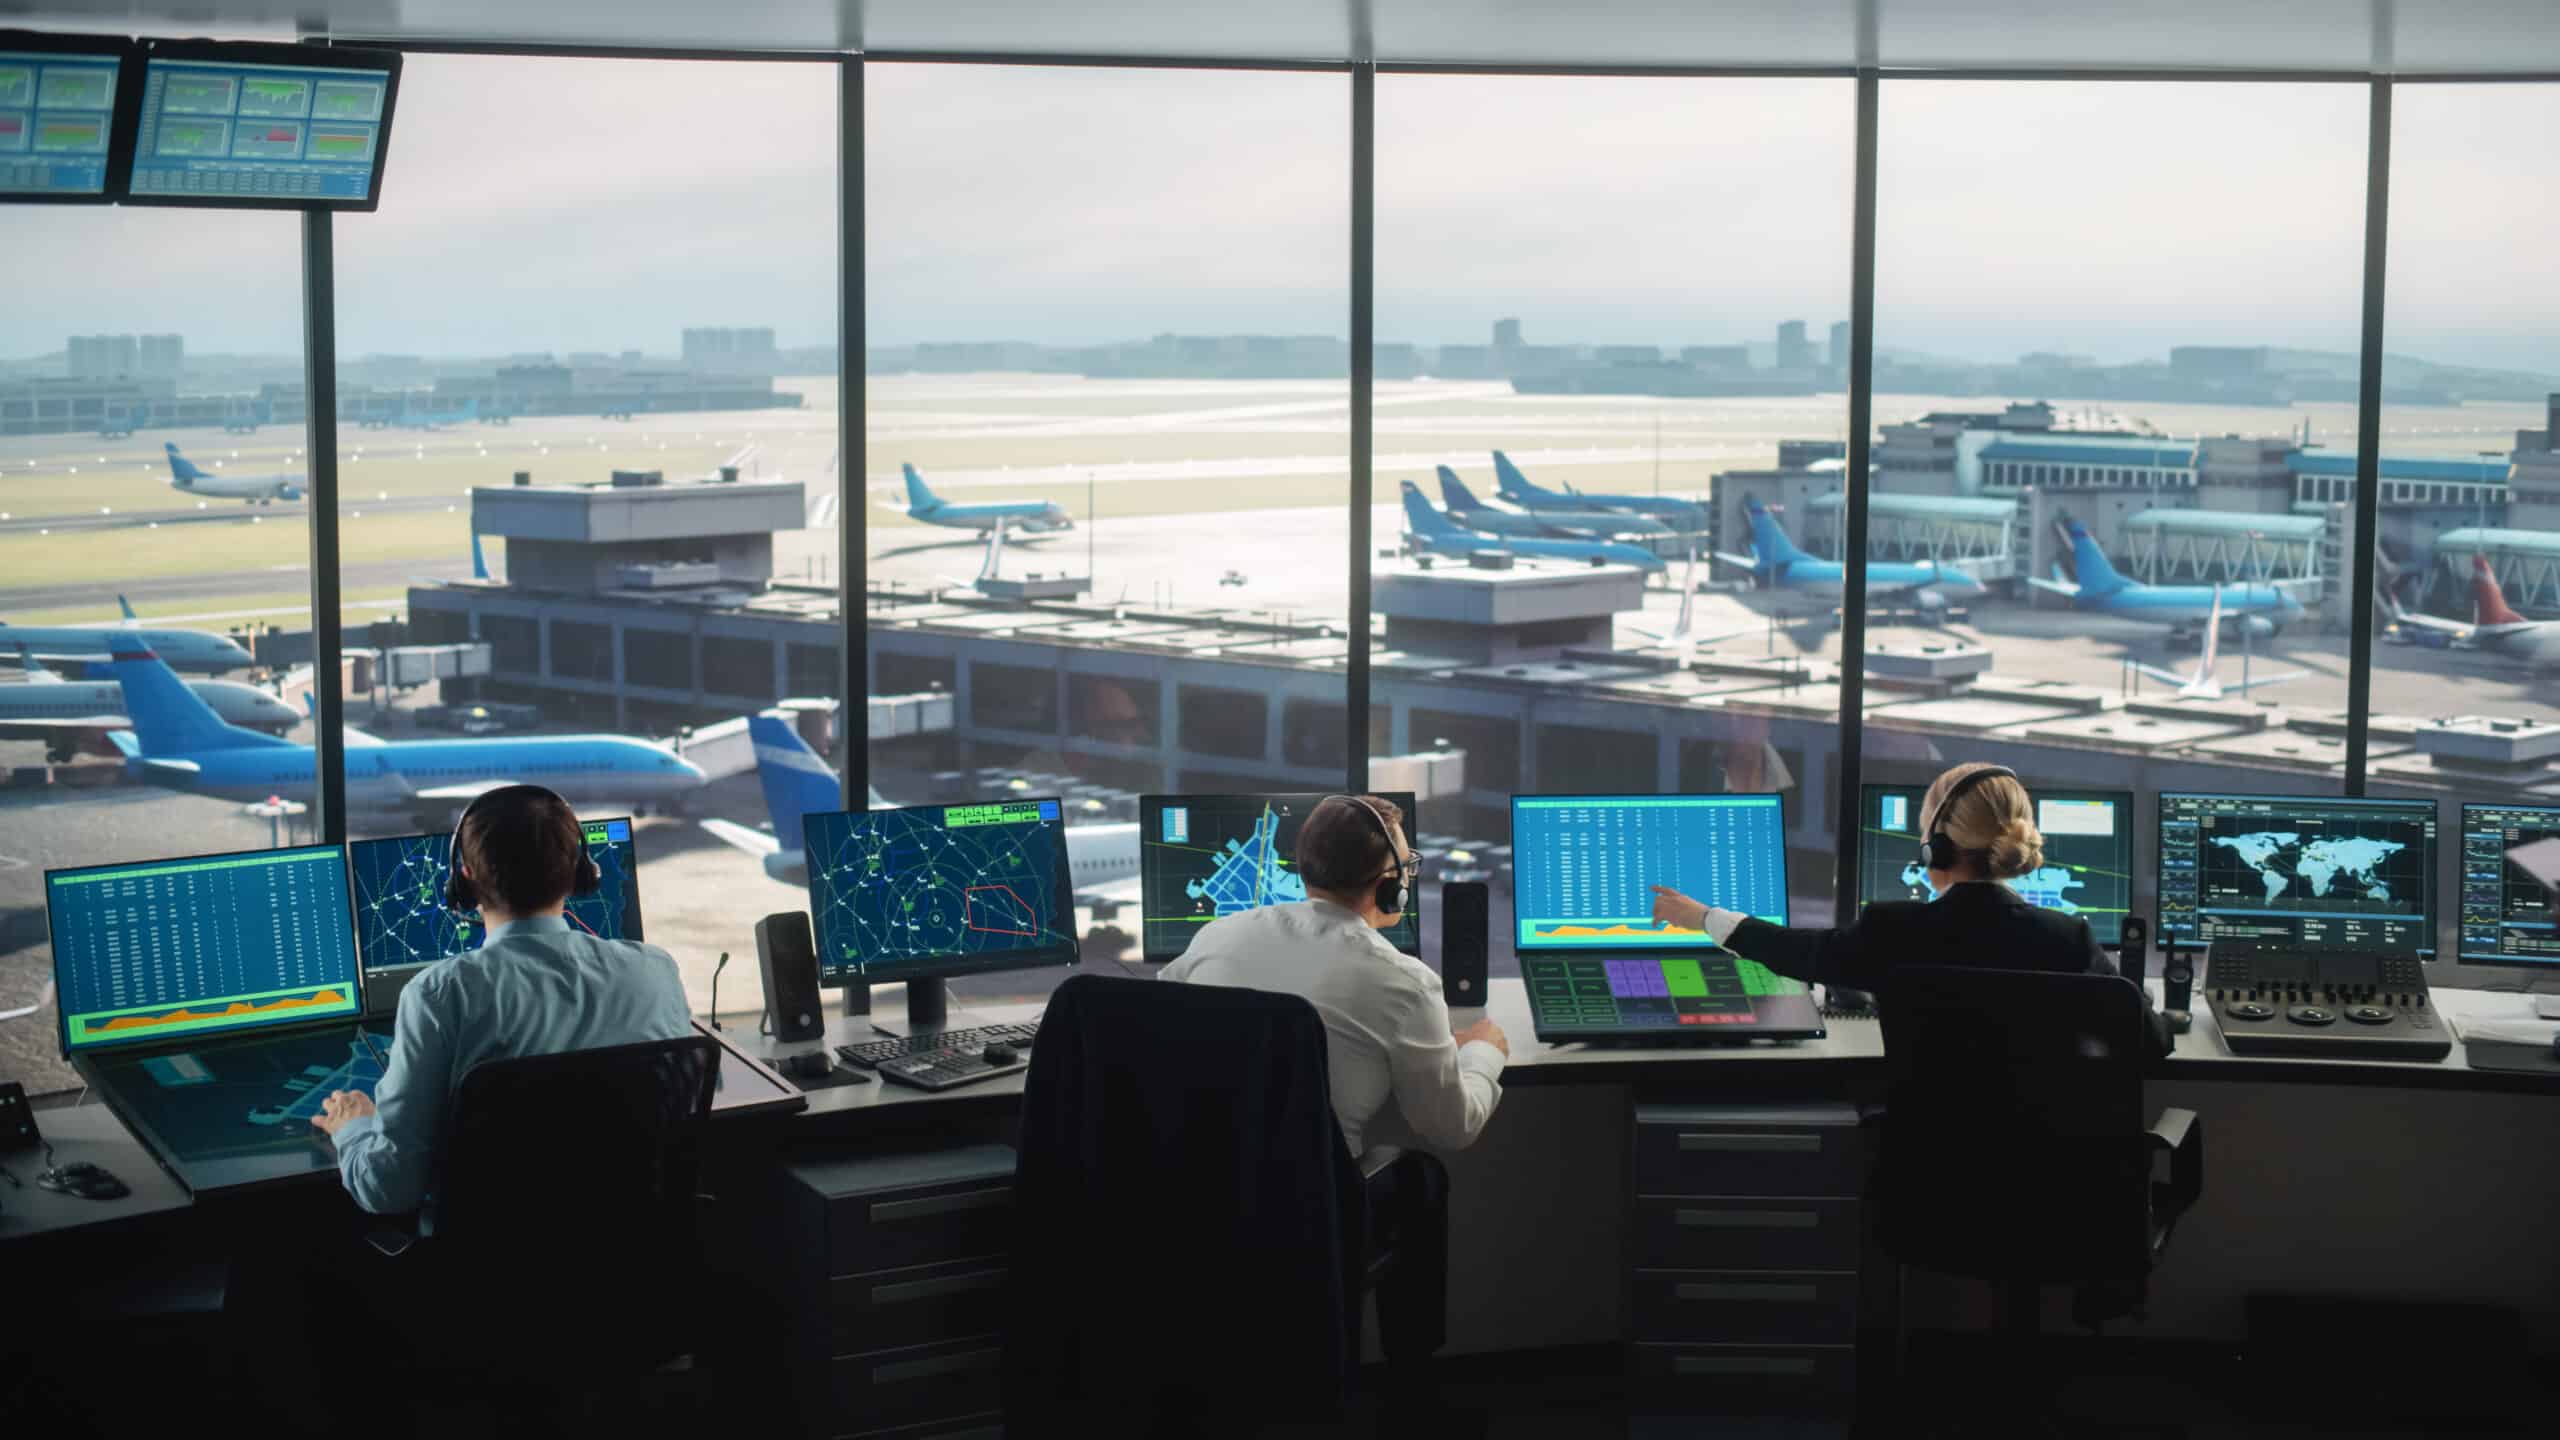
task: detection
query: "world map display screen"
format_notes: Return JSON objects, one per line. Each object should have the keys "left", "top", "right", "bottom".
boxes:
{"left": 2157, "top": 792, "right": 2437, "bottom": 954}
{"left": 1857, "top": 784, "right": 2134, "bottom": 944}
{"left": 1137, "top": 792, "right": 1421, "bottom": 962}
{"left": 806, "top": 799, "right": 1077, "bottom": 984}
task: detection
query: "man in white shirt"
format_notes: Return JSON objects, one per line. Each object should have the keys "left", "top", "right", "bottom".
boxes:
{"left": 1160, "top": 793, "right": 1509, "bottom": 1169}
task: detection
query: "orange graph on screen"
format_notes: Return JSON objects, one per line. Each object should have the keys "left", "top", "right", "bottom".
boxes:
{"left": 93, "top": 989, "right": 348, "bottom": 1034}
{"left": 1533, "top": 923, "right": 1703, "bottom": 939}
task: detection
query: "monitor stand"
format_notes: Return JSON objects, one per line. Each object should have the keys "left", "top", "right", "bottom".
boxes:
{"left": 868, "top": 977, "right": 996, "bottom": 1040}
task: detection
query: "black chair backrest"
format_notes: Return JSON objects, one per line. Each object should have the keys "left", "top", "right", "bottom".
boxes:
{"left": 438, "top": 1033, "right": 718, "bottom": 1273}
{"left": 1877, "top": 965, "right": 2152, "bottom": 1284}
{"left": 1005, "top": 974, "right": 1359, "bottom": 1430}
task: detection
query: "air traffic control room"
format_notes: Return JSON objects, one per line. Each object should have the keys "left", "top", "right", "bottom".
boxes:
{"left": 10, "top": 2, "right": 2560, "bottom": 1436}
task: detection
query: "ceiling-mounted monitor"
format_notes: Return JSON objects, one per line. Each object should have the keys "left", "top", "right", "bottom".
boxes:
{"left": 122, "top": 37, "right": 400, "bottom": 210}
{"left": 0, "top": 30, "right": 139, "bottom": 203}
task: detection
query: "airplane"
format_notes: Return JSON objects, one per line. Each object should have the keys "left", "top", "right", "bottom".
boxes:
{"left": 100, "top": 647, "right": 708, "bottom": 817}
{"left": 2030, "top": 520, "right": 2305, "bottom": 637}
{"left": 1624, "top": 547, "right": 1758, "bottom": 661}
{"left": 1436, "top": 468, "right": 1674, "bottom": 541}
{"left": 1, "top": 616, "right": 253, "bottom": 673}
{"left": 2, "top": 644, "right": 298, "bottom": 760}
{"left": 886, "top": 464, "right": 1073, "bottom": 536}
{"left": 163, "top": 442, "right": 304, "bottom": 504}
{"left": 2386, "top": 554, "right": 2560, "bottom": 668}
{"left": 1714, "top": 498, "right": 1988, "bottom": 613}
{"left": 2130, "top": 588, "right": 2306, "bottom": 699}
{"left": 699, "top": 712, "right": 1142, "bottom": 916}
{"left": 1399, "top": 481, "right": 1667, "bottom": 573}
{"left": 1492, "top": 450, "right": 1710, "bottom": 532}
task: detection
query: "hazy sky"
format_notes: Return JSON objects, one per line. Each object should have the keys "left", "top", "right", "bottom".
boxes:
{"left": 9, "top": 60, "right": 2559, "bottom": 370}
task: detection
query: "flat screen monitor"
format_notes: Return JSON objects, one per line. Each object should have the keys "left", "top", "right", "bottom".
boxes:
{"left": 124, "top": 38, "right": 399, "bottom": 209}
{"left": 1137, "top": 792, "right": 1423, "bottom": 962}
{"left": 805, "top": 798, "right": 1079, "bottom": 985}
{"left": 1511, "top": 793, "right": 1788, "bottom": 950}
{"left": 1858, "top": 784, "right": 2136, "bottom": 945}
{"left": 0, "top": 31, "right": 137, "bottom": 202}
{"left": 2458, "top": 803, "right": 2560, "bottom": 969}
{"left": 347, "top": 817, "right": 643, "bottom": 974}
{"left": 46, "top": 842, "right": 361, "bottom": 1054}
{"left": 2156, "top": 791, "right": 2438, "bottom": 955}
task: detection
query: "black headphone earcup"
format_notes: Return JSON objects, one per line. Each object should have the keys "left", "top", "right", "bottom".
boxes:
{"left": 577, "top": 856, "right": 602, "bottom": 896}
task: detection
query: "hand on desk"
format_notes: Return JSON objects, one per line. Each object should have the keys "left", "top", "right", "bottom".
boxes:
{"left": 1456, "top": 1016, "right": 1510, "bottom": 1059}
{"left": 312, "top": 1090, "right": 375, "bottom": 1138}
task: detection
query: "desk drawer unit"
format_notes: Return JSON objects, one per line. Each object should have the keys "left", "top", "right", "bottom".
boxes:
{"left": 783, "top": 1144, "right": 1019, "bottom": 1440}
{"left": 1630, "top": 1105, "right": 1864, "bottom": 1411}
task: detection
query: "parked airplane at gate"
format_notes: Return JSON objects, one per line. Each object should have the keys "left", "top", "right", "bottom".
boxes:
{"left": 163, "top": 443, "right": 303, "bottom": 504}
{"left": 0, "top": 645, "right": 297, "bottom": 759}
{"left": 2386, "top": 554, "right": 2560, "bottom": 668}
{"left": 1, "top": 616, "right": 253, "bottom": 673}
{"left": 1714, "top": 498, "right": 1987, "bottom": 612}
{"left": 1492, "top": 451, "right": 1710, "bottom": 533}
{"left": 2030, "top": 520, "right": 2304, "bottom": 637}
{"left": 887, "top": 464, "right": 1073, "bottom": 535}
{"left": 1401, "top": 482, "right": 1668, "bottom": 573}
{"left": 102, "top": 647, "right": 706, "bottom": 816}
{"left": 2130, "top": 588, "right": 2306, "bottom": 699}
{"left": 1437, "top": 468, "right": 1673, "bottom": 541}
{"left": 700, "top": 712, "right": 1141, "bottom": 914}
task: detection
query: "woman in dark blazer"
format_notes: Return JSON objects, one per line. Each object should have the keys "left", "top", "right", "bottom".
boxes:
{"left": 1650, "top": 762, "right": 2171, "bottom": 1057}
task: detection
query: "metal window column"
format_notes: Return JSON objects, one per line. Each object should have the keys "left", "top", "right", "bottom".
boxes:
{"left": 2344, "top": 78, "right": 2391, "bottom": 796}
{"left": 1347, "top": 63, "right": 1375, "bottom": 796}
{"left": 840, "top": 55, "right": 868, "bottom": 811}
{"left": 1832, "top": 72, "right": 1880, "bottom": 921}
{"left": 302, "top": 210, "right": 347, "bottom": 841}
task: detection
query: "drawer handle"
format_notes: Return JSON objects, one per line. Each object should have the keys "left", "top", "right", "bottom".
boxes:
{"left": 1674, "top": 1282, "right": 1818, "bottom": 1304}
{"left": 872, "top": 1269, "right": 1008, "bottom": 1306}
{"left": 1678, "top": 1133, "right": 1821, "bottom": 1153}
{"left": 872, "top": 1187, "right": 1012, "bottom": 1223}
{"left": 1674, "top": 1208, "right": 1818, "bottom": 1229}
{"left": 1673, "top": 1354, "right": 1817, "bottom": 1377}
{"left": 873, "top": 1348, "right": 1001, "bottom": 1386}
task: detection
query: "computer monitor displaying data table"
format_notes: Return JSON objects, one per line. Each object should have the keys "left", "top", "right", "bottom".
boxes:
{"left": 0, "top": 31, "right": 136, "bottom": 202}
{"left": 2459, "top": 803, "right": 2560, "bottom": 970}
{"left": 1511, "top": 793, "right": 1788, "bottom": 950}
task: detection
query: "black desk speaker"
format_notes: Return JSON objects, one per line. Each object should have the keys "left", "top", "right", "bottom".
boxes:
{"left": 757, "top": 911, "right": 827, "bottom": 1043}
{"left": 2119, "top": 915, "right": 2148, "bottom": 988}
{"left": 1441, "top": 881, "right": 1489, "bottom": 1006}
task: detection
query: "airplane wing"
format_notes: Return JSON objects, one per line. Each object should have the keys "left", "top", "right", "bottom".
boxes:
{"left": 0, "top": 980, "right": 52, "bottom": 1024}
{"left": 2387, "top": 607, "right": 2473, "bottom": 639}
{"left": 412, "top": 778, "right": 517, "bottom": 802}
{"left": 141, "top": 757, "right": 202, "bottom": 780}
{"left": 343, "top": 724, "right": 387, "bottom": 747}
{"left": 699, "top": 816, "right": 781, "bottom": 858}
{"left": 2025, "top": 575, "right": 2081, "bottom": 597}
{"left": 2224, "top": 669, "right": 2310, "bottom": 694}
{"left": 1710, "top": 551, "right": 1761, "bottom": 571}
{"left": 0, "top": 712, "right": 131, "bottom": 730}
{"left": 2130, "top": 662, "right": 2192, "bottom": 687}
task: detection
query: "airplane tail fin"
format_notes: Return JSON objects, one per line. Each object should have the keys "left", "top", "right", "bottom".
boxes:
{"left": 470, "top": 529, "right": 490, "bottom": 582}
{"left": 2067, "top": 524, "right": 2135, "bottom": 598}
{"left": 163, "top": 442, "right": 208, "bottom": 484}
{"left": 108, "top": 647, "right": 280, "bottom": 754}
{"left": 748, "top": 712, "right": 852, "bottom": 852}
{"left": 1492, "top": 450, "right": 1556, "bottom": 502}
{"left": 1745, "top": 499, "right": 1814, "bottom": 567}
{"left": 2474, "top": 556, "right": 2529, "bottom": 626}
{"left": 1400, "top": 481, "right": 1464, "bottom": 538}
{"left": 118, "top": 594, "right": 139, "bottom": 623}
{"left": 2198, "top": 586, "right": 2225, "bottom": 673}
{"left": 902, "top": 464, "right": 940, "bottom": 514}
{"left": 1437, "top": 467, "right": 1487, "bottom": 511}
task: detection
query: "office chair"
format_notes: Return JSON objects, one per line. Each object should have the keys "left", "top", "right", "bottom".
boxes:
{"left": 406, "top": 1034, "right": 721, "bottom": 1418}
{"left": 1004, "top": 974, "right": 1449, "bottom": 1437}
{"left": 1875, "top": 967, "right": 2202, "bottom": 1405}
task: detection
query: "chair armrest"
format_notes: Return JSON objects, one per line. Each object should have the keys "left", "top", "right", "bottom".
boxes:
{"left": 2144, "top": 1106, "right": 2203, "bottom": 1239}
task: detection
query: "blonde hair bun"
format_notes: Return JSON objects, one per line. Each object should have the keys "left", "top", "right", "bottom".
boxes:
{"left": 1985, "top": 816, "right": 2044, "bottom": 878}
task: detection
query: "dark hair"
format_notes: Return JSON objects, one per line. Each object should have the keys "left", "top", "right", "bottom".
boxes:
{"left": 455, "top": 785, "right": 587, "bottom": 916}
{"left": 1294, "top": 794, "right": 1405, "bottom": 896}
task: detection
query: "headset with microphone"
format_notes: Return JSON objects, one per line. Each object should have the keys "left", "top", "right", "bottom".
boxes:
{"left": 1916, "top": 765, "right": 2018, "bottom": 874}
{"left": 1317, "top": 794, "right": 1416, "bottom": 918}
{"left": 445, "top": 783, "right": 601, "bottom": 913}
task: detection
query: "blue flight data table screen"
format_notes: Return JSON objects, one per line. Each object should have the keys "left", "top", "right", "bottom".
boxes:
{"left": 129, "top": 57, "right": 387, "bottom": 200}
{"left": 348, "top": 818, "right": 643, "bottom": 971}
{"left": 807, "top": 800, "right": 1076, "bottom": 982}
{"left": 0, "top": 48, "right": 120, "bottom": 196}
{"left": 47, "top": 844, "right": 361, "bottom": 1053}
{"left": 1512, "top": 794, "right": 1789, "bottom": 949}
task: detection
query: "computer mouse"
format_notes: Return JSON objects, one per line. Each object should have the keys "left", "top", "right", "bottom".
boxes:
{"left": 780, "top": 1051, "right": 833, "bottom": 1081}
{"left": 983, "top": 1043, "right": 1020, "bottom": 1066}
{"left": 38, "top": 1161, "right": 130, "bottom": 1201}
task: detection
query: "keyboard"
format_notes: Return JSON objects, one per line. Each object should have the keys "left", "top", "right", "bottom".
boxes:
{"left": 837, "top": 1023, "right": 1040, "bottom": 1091}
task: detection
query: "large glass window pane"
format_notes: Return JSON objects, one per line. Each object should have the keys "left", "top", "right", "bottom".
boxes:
{"left": 2378, "top": 84, "right": 2560, "bottom": 979}
{"left": 336, "top": 55, "right": 840, "bottom": 1024}
{"left": 1867, "top": 81, "right": 2369, "bottom": 942}
{"left": 866, "top": 62, "right": 1351, "bottom": 1002}
{"left": 2, "top": 210, "right": 312, "bottom": 1094}
{"left": 1380, "top": 75, "right": 1853, "bottom": 975}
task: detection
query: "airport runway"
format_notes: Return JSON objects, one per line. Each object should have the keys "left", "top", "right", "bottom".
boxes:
{"left": 0, "top": 557, "right": 468, "bottom": 619}
{"left": 0, "top": 492, "right": 463, "bottom": 537}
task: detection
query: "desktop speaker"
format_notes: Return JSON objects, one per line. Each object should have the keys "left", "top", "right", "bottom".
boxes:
{"left": 1441, "top": 881, "right": 1490, "bottom": 1006}
{"left": 756, "top": 911, "right": 827, "bottom": 1043}
{"left": 2120, "top": 915, "right": 2149, "bottom": 989}
{"left": 2162, "top": 939, "right": 2196, "bottom": 1034}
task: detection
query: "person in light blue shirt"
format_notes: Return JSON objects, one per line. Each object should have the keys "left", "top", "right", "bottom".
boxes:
{"left": 311, "top": 784, "right": 692, "bottom": 1215}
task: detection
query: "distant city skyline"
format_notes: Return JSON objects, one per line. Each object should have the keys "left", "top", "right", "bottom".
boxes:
{"left": 8, "top": 62, "right": 2558, "bottom": 373}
